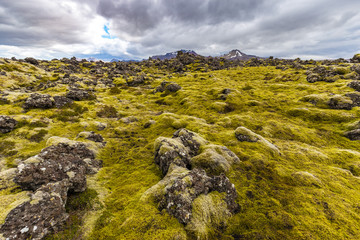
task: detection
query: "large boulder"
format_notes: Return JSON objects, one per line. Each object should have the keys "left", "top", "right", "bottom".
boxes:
{"left": 23, "top": 93, "right": 54, "bottom": 109}
{"left": 0, "top": 180, "right": 69, "bottom": 240}
{"left": 149, "top": 128, "right": 240, "bottom": 237}
{"left": 0, "top": 115, "right": 17, "bottom": 133}
{"left": 351, "top": 54, "right": 360, "bottom": 63}
{"left": 154, "top": 129, "right": 208, "bottom": 175}
{"left": 14, "top": 142, "right": 95, "bottom": 192}
{"left": 154, "top": 137, "right": 191, "bottom": 176}
{"left": 66, "top": 89, "right": 96, "bottom": 101}
{"left": 53, "top": 96, "right": 73, "bottom": 108}
{"left": 327, "top": 95, "right": 353, "bottom": 110}
{"left": 155, "top": 81, "right": 182, "bottom": 93}
{"left": 348, "top": 81, "right": 360, "bottom": 91}
{"left": 24, "top": 57, "right": 39, "bottom": 65}
{"left": 345, "top": 129, "right": 360, "bottom": 140}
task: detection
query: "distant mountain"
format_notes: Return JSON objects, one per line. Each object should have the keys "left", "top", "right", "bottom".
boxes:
{"left": 221, "top": 49, "right": 260, "bottom": 60}
{"left": 151, "top": 50, "right": 198, "bottom": 60}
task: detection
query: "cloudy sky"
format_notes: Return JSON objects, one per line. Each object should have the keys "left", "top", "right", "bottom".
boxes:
{"left": 0, "top": 0, "right": 360, "bottom": 60}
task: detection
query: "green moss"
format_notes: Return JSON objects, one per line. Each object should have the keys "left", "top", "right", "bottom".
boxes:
{"left": 2, "top": 59, "right": 360, "bottom": 239}
{"left": 186, "top": 192, "right": 230, "bottom": 240}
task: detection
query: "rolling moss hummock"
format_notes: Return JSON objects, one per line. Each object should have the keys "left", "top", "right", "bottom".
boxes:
{"left": 1, "top": 56, "right": 360, "bottom": 239}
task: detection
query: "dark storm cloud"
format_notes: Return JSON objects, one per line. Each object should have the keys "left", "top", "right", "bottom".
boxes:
{"left": 0, "top": 0, "right": 360, "bottom": 59}
{"left": 97, "top": 0, "right": 268, "bottom": 35}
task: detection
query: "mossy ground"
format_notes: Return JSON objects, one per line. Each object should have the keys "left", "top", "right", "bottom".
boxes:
{"left": 1, "top": 57, "right": 360, "bottom": 239}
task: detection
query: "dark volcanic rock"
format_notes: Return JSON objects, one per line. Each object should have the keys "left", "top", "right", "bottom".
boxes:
{"left": 350, "top": 64, "right": 360, "bottom": 74}
{"left": 173, "top": 128, "right": 202, "bottom": 156}
{"left": 153, "top": 129, "right": 239, "bottom": 226}
{"left": 53, "top": 96, "right": 73, "bottom": 108}
{"left": 24, "top": 57, "right": 39, "bottom": 65}
{"left": 66, "top": 89, "right": 96, "bottom": 101}
{"left": 158, "top": 168, "right": 239, "bottom": 225}
{"left": 155, "top": 81, "right": 181, "bottom": 93}
{"left": 212, "top": 174, "right": 239, "bottom": 213}
{"left": 328, "top": 96, "right": 353, "bottom": 110}
{"left": 351, "top": 54, "right": 360, "bottom": 63}
{"left": 154, "top": 137, "right": 191, "bottom": 176}
{"left": 345, "top": 129, "right": 360, "bottom": 140}
{"left": 23, "top": 93, "right": 54, "bottom": 109}
{"left": 348, "top": 81, "right": 360, "bottom": 91}
{"left": 0, "top": 115, "right": 17, "bottom": 133}
{"left": 0, "top": 180, "right": 69, "bottom": 240}
{"left": 306, "top": 73, "right": 322, "bottom": 83}
{"left": 14, "top": 143, "right": 95, "bottom": 192}
{"left": 127, "top": 75, "right": 145, "bottom": 86}
{"left": 159, "top": 168, "right": 213, "bottom": 224}
{"left": 86, "top": 131, "right": 104, "bottom": 143}
{"left": 166, "top": 83, "right": 182, "bottom": 92}
{"left": 345, "top": 93, "right": 360, "bottom": 107}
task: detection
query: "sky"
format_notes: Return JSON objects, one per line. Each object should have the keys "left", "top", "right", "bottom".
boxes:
{"left": 0, "top": 0, "right": 360, "bottom": 60}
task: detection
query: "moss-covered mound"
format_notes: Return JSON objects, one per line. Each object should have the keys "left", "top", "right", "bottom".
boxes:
{"left": 1, "top": 55, "right": 360, "bottom": 239}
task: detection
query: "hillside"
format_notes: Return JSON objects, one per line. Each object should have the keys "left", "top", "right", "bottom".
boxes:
{"left": 1, "top": 53, "right": 360, "bottom": 239}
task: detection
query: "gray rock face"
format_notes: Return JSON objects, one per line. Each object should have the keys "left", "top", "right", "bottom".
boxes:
{"left": 66, "top": 89, "right": 96, "bottom": 101}
{"left": 14, "top": 143, "right": 95, "bottom": 192}
{"left": 0, "top": 115, "right": 17, "bottom": 133}
{"left": 0, "top": 180, "right": 69, "bottom": 240}
{"left": 23, "top": 93, "right": 54, "bottom": 109}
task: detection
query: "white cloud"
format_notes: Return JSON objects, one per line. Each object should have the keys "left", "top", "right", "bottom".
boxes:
{"left": 0, "top": 0, "right": 360, "bottom": 60}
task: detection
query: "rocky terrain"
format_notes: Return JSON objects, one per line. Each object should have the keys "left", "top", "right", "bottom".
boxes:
{"left": 1, "top": 52, "right": 360, "bottom": 239}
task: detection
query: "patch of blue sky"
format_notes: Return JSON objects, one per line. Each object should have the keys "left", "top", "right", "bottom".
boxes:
{"left": 102, "top": 24, "right": 117, "bottom": 39}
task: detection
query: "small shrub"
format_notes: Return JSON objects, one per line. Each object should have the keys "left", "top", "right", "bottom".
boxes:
{"left": 96, "top": 105, "right": 118, "bottom": 118}
{"left": 29, "top": 129, "right": 48, "bottom": 142}
{"left": 108, "top": 87, "right": 121, "bottom": 95}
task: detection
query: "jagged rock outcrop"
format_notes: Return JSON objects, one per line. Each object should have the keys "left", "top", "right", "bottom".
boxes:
{"left": 348, "top": 81, "right": 360, "bottom": 91}
{"left": 0, "top": 115, "right": 17, "bottom": 133}
{"left": 328, "top": 95, "right": 353, "bottom": 110}
{"left": 155, "top": 81, "right": 182, "bottom": 93}
{"left": 148, "top": 129, "right": 240, "bottom": 237}
{"left": 345, "top": 129, "right": 360, "bottom": 140}
{"left": 53, "top": 96, "right": 73, "bottom": 108}
{"left": 0, "top": 180, "right": 69, "bottom": 240}
{"left": 306, "top": 66, "right": 339, "bottom": 83}
{"left": 14, "top": 142, "right": 96, "bottom": 192}
{"left": 0, "top": 140, "right": 102, "bottom": 239}
{"left": 351, "top": 54, "right": 360, "bottom": 63}
{"left": 66, "top": 89, "right": 96, "bottom": 101}
{"left": 158, "top": 168, "right": 239, "bottom": 225}
{"left": 24, "top": 57, "right": 39, "bottom": 65}
{"left": 23, "top": 93, "right": 54, "bottom": 109}
{"left": 154, "top": 129, "right": 207, "bottom": 175}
